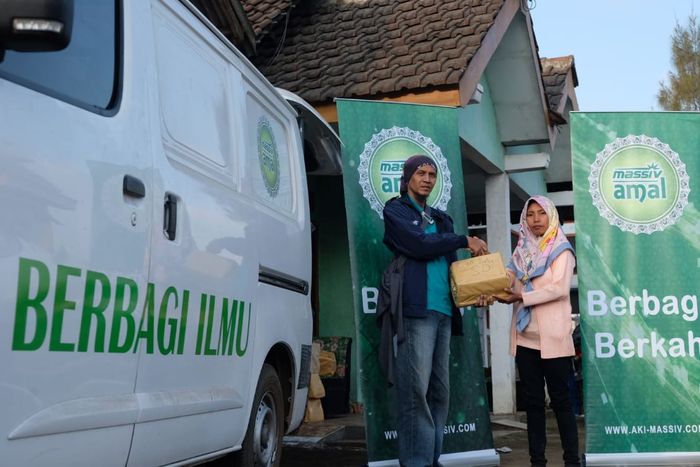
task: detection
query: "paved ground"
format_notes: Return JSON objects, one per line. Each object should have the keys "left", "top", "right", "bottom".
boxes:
{"left": 278, "top": 411, "right": 586, "bottom": 467}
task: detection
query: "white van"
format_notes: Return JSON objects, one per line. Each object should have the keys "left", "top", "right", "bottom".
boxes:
{"left": 0, "top": 1, "right": 325, "bottom": 466}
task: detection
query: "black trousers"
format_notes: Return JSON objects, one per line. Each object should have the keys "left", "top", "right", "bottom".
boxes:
{"left": 516, "top": 346, "right": 580, "bottom": 467}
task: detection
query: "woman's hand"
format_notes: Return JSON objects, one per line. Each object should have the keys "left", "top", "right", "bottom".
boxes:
{"left": 466, "top": 236, "right": 488, "bottom": 256}
{"left": 496, "top": 287, "right": 522, "bottom": 304}
{"left": 474, "top": 294, "right": 494, "bottom": 308}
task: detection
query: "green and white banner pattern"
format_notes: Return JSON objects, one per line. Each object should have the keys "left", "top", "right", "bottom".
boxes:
{"left": 337, "top": 99, "right": 496, "bottom": 466}
{"left": 572, "top": 112, "right": 700, "bottom": 465}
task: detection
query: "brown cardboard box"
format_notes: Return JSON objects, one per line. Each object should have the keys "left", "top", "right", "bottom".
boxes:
{"left": 318, "top": 350, "right": 337, "bottom": 378}
{"left": 450, "top": 252, "right": 511, "bottom": 306}
{"left": 310, "top": 342, "right": 321, "bottom": 374}
{"left": 304, "top": 398, "right": 325, "bottom": 422}
{"left": 308, "top": 373, "right": 326, "bottom": 399}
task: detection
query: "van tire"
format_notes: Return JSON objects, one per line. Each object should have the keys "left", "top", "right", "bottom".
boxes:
{"left": 237, "top": 364, "right": 284, "bottom": 467}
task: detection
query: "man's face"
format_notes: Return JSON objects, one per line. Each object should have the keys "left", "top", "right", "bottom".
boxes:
{"left": 407, "top": 164, "right": 437, "bottom": 200}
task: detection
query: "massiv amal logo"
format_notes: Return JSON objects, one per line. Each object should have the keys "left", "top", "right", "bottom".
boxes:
{"left": 257, "top": 116, "right": 280, "bottom": 198}
{"left": 358, "top": 126, "right": 452, "bottom": 218}
{"left": 589, "top": 135, "right": 690, "bottom": 234}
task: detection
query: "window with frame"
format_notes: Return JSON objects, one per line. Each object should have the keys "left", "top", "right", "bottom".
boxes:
{"left": 0, "top": 0, "right": 118, "bottom": 112}
{"left": 246, "top": 93, "right": 295, "bottom": 215}
{"left": 152, "top": 3, "right": 237, "bottom": 185}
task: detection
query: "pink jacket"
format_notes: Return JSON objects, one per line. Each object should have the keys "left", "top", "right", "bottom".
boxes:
{"left": 508, "top": 250, "right": 576, "bottom": 359}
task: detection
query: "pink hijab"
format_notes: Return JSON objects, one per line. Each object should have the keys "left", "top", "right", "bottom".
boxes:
{"left": 508, "top": 195, "right": 574, "bottom": 331}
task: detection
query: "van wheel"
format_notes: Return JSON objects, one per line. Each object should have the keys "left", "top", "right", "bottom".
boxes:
{"left": 238, "top": 364, "right": 284, "bottom": 467}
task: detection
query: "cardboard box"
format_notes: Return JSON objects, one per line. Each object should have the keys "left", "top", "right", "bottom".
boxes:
{"left": 304, "top": 398, "right": 325, "bottom": 422}
{"left": 308, "top": 373, "right": 326, "bottom": 399}
{"left": 450, "top": 252, "right": 511, "bottom": 306}
{"left": 310, "top": 342, "right": 321, "bottom": 375}
{"left": 318, "top": 350, "right": 337, "bottom": 378}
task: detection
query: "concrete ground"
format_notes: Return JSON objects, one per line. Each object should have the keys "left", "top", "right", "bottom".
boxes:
{"left": 280, "top": 410, "right": 586, "bottom": 467}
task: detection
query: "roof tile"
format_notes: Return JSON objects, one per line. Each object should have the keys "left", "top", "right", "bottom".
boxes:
{"left": 423, "top": 71, "right": 451, "bottom": 87}
{"left": 369, "top": 67, "right": 394, "bottom": 80}
{"left": 442, "top": 56, "right": 466, "bottom": 72}
{"left": 240, "top": 0, "right": 294, "bottom": 36}
{"left": 420, "top": 61, "right": 442, "bottom": 73}
{"left": 389, "top": 53, "right": 415, "bottom": 67}
{"left": 412, "top": 41, "right": 437, "bottom": 54}
{"left": 395, "top": 74, "right": 423, "bottom": 91}
{"left": 415, "top": 50, "right": 439, "bottom": 63}
{"left": 351, "top": 81, "right": 373, "bottom": 95}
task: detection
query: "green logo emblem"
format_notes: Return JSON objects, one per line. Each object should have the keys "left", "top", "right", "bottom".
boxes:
{"left": 358, "top": 126, "right": 452, "bottom": 218}
{"left": 589, "top": 135, "right": 690, "bottom": 234}
{"left": 257, "top": 117, "right": 280, "bottom": 197}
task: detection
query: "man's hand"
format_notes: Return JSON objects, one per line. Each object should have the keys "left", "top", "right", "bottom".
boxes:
{"left": 466, "top": 236, "right": 488, "bottom": 256}
{"left": 496, "top": 287, "right": 522, "bottom": 304}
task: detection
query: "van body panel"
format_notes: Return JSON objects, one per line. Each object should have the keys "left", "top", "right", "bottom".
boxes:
{"left": 8, "top": 387, "right": 242, "bottom": 440}
{"left": 0, "top": 0, "right": 313, "bottom": 464}
{"left": 253, "top": 284, "right": 312, "bottom": 431}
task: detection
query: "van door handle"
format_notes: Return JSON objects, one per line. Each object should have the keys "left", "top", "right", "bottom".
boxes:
{"left": 164, "top": 194, "right": 177, "bottom": 241}
{"left": 123, "top": 175, "right": 146, "bottom": 198}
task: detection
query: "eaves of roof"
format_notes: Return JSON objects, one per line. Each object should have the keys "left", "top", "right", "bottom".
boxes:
{"left": 541, "top": 55, "right": 578, "bottom": 118}
{"left": 191, "top": 0, "right": 257, "bottom": 55}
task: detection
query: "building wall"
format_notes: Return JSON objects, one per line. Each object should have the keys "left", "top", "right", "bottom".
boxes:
{"left": 458, "top": 79, "right": 505, "bottom": 169}
{"left": 511, "top": 170, "right": 547, "bottom": 197}
{"left": 506, "top": 143, "right": 549, "bottom": 198}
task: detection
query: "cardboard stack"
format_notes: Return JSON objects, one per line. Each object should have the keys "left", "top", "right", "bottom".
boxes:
{"left": 304, "top": 341, "right": 325, "bottom": 422}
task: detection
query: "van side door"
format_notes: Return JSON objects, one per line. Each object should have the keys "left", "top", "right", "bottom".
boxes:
{"left": 125, "top": 1, "right": 258, "bottom": 465}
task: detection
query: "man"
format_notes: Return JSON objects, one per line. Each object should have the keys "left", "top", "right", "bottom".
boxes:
{"left": 383, "top": 154, "right": 488, "bottom": 467}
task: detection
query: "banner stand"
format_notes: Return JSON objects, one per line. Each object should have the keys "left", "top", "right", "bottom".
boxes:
{"left": 572, "top": 112, "right": 700, "bottom": 464}
{"left": 337, "top": 98, "right": 497, "bottom": 466}
{"left": 585, "top": 452, "right": 700, "bottom": 466}
{"left": 368, "top": 449, "right": 500, "bottom": 467}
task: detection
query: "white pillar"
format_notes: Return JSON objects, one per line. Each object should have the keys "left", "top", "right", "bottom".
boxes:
{"left": 485, "top": 173, "right": 516, "bottom": 414}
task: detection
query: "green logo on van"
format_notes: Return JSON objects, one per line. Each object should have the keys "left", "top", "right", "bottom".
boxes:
{"left": 257, "top": 117, "right": 280, "bottom": 198}
{"left": 589, "top": 135, "right": 690, "bottom": 234}
{"left": 357, "top": 126, "right": 452, "bottom": 218}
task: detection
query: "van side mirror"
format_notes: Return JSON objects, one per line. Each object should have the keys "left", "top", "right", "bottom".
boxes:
{"left": 0, "top": 0, "right": 74, "bottom": 58}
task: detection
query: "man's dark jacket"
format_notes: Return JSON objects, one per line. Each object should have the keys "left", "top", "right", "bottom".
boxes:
{"left": 382, "top": 194, "right": 468, "bottom": 336}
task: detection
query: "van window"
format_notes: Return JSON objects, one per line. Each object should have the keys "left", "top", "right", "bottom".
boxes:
{"left": 246, "top": 94, "right": 294, "bottom": 214}
{"left": 153, "top": 6, "right": 236, "bottom": 183}
{"left": 0, "top": 0, "right": 118, "bottom": 112}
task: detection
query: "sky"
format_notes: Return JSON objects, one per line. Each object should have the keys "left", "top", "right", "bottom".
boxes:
{"left": 529, "top": 0, "right": 698, "bottom": 112}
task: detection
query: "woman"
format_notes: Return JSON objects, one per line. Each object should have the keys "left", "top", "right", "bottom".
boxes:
{"left": 497, "top": 195, "right": 579, "bottom": 467}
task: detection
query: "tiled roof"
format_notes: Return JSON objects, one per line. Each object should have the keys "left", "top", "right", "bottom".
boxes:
{"left": 252, "top": 0, "right": 506, "bottom": 104}
{"left": 540, "top": 55, "right": 577, "bottom": 113}
{"left": 241, "top": 0, "right": 295, "bottom": 37}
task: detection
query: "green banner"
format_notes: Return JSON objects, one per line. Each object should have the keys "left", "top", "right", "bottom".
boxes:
{"left": 337, "top": 99, "right": 496, "bottom": 465}
{"left": 571, "top": 112, "right": 700, "bottom": 464}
